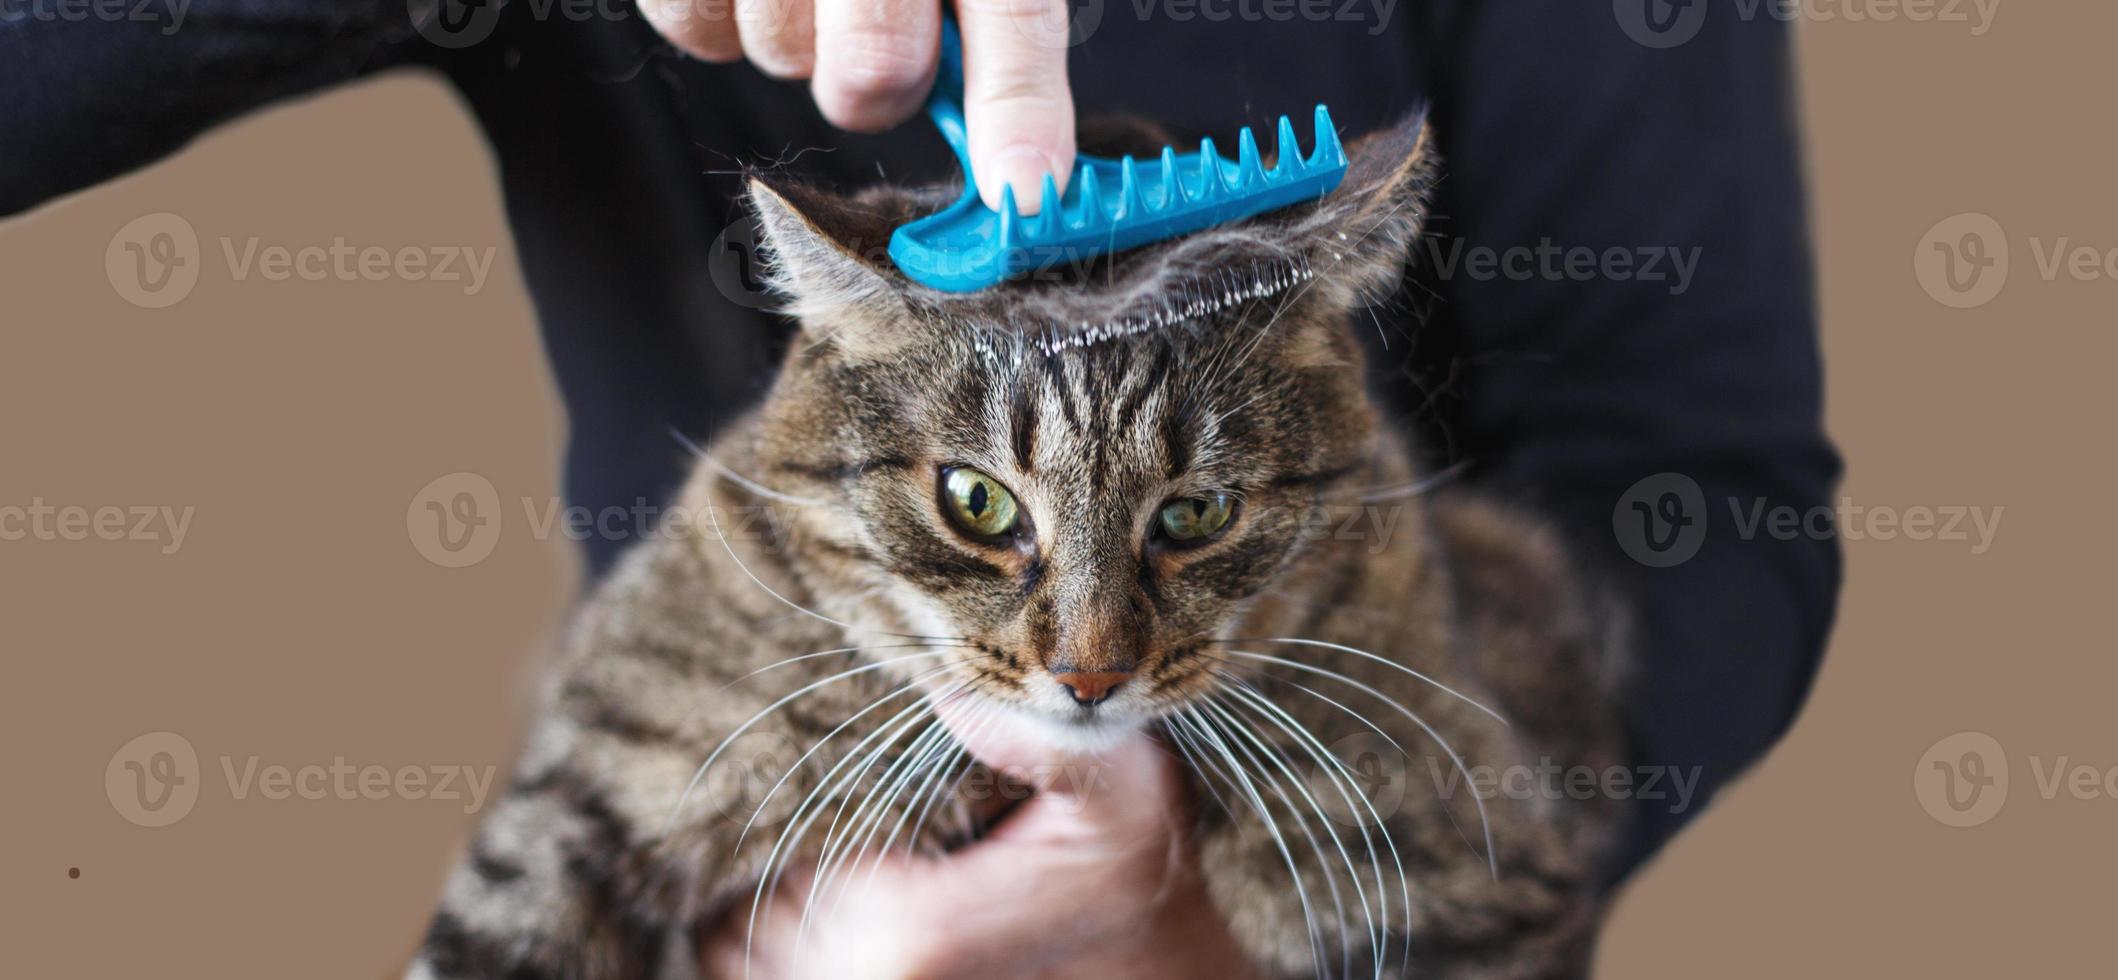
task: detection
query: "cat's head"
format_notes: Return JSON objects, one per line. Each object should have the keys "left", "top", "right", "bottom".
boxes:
{"left": 740, "top": 115, "right": 1434, "bottom": 742}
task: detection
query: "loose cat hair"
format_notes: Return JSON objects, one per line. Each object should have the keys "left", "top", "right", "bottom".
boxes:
{"left": 408, "top": 113, "right": 1629, "bottom": 980}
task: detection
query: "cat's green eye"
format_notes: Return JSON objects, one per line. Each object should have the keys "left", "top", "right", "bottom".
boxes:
{"left": 1157, "top": 494, "right": 1235, "bottom": 543}
{"left": 940, "top": 467, "right": 1022, "bottom": 540}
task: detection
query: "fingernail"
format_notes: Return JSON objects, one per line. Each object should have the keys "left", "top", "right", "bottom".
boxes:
{"left": 984, "top": 144, "right": 1057, "bottom": 215}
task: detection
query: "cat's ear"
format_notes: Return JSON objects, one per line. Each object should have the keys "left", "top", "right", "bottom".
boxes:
{"left": 745, "top": 178, "right": 923, "bottom": 358}
{"left": 1293, "top": 111, "right": 1437, "bottom": 306}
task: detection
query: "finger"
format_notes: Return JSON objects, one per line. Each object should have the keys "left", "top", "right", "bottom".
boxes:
{"left": 697, "top": 874, "right": 801, "bottom": 978}
{"left": 703, "top": 862, "right": 945, "bottom": 976}
{"left": 955, "top": 0, "right": 1077, "bottom": 213}
{"left": 810, "top": 0, "right": 940, "bottom": 132}
{"left": 736, "top": 0, "right": 816, "bottom": 79}
{"left": 640, "top": 0, "right": 744, "bottom": 62}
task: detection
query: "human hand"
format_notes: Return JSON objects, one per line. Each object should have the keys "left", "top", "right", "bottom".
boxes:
{"left": 700, "top": 701, "right": 1258, "bottom": 979}
{"left": 638, "top": 0, "right": 1076, "bottom": 214}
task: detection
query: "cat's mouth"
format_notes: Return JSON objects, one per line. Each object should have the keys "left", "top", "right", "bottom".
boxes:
{"left": 1006, "top": 699, "right": 1148, "bottom": 751}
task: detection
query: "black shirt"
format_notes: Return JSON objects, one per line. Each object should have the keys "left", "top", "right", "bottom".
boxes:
{"left": 0, "top": 0, "right": 1843, "bottom": 874}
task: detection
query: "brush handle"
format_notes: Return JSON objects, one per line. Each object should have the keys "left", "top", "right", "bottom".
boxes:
{"left": 926, "top": 16, "right": 975, "bottom": 180}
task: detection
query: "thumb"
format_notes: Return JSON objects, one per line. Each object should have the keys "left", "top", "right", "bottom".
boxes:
{"left": 956, "top": 0, "right": 1077, "bottom": 215}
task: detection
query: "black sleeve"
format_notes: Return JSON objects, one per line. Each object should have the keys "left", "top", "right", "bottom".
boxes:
{"left": 0, "top": 0, "right": 427, "bottom": 216}
{"left": 1399, "top": 1, "right": 1843, "bottom": 873}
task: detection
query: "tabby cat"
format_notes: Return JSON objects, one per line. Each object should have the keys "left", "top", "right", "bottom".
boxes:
{"left": 409, "top": 115, "right": 1629, "bottom": 979}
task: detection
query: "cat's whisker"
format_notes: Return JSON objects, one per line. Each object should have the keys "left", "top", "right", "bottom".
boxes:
{"left": 881, "top": 704, "right": 982, "bottom": 875}
{"left": 811, "top": 713, "right": 957, "bottom": 924}
{"left": 703, "top": 503, "right": 970, "bottom": 645}
{"left": 745, "top": 689, "right": 943, "bottom": 979}
{"left": 749, "top": 683, "right": 960, "bottom": 974}
{"left": 733, "top": 667, "right": 960, "bottom": 870}
{"left": 670, "top": 428, "right": 837, "bottom": 510}
{"left": 1218, "top": 676, "right": 1409, "bottom": 978}
{"left": 669, "top": 652, "right": 957, "bottom": 832}
{"left": 892, "top": 696, "right": 1002, "bottom": 866}
{"left": 1162, "top": 716, "right": 1240, "bottom": 829}
{"left": 1243, "top": 675, "right": 1410, "bottom": 771}
{"left": 913, "top": 698, "right": 1013, "bottom": 853}
{"left": 1218, "top": 637, "right": 1510, "bottom": 727}
{"left": 718, "top": 642, "right": 951, "bottom": 691}
{"left": 1173, "top": 707, "right": 1332, "bottom": 979}
{"left": 1226, "top": 649, "right": 1499, "bottom": 878}
{"left": 1249, "top": 668, "right": 1485, "bottom": 874}
{"left": 1243, "top": 673, "right": 1434, "bottom": 969}
{"left": 842, "top": 702, "right": 982, "bottom": 910}
{"left": 755, "top": 586, "right": 883, "bottom": 628}
{"left": 793, "top": 703, "right": 950, "bottom": 947}
{"left": 1197, "top": 693, "right": 1371, "bottom": 979}
{"left": 1326, "top": 459, "right": 1472, "bottom": 503}
{"left": 704, "top": 499, "right": 859, "bottom": 631}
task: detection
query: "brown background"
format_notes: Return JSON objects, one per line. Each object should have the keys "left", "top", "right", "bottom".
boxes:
{"left": 4, "top": 4, "right": 2110, "bottom": 976}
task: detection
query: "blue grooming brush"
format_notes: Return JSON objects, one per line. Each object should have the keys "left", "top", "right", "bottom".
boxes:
{"left": 888, "top": 18, "right": 1348, "bottom": 293}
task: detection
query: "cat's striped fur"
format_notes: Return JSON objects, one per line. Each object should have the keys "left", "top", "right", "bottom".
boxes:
{"left": 410, "top": 115, "right": 1629, "bottom": 979}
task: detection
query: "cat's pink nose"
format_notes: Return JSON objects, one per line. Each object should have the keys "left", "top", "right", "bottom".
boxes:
{"left": 1052, "top": 671, "right": 1130, "bottom": 707}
